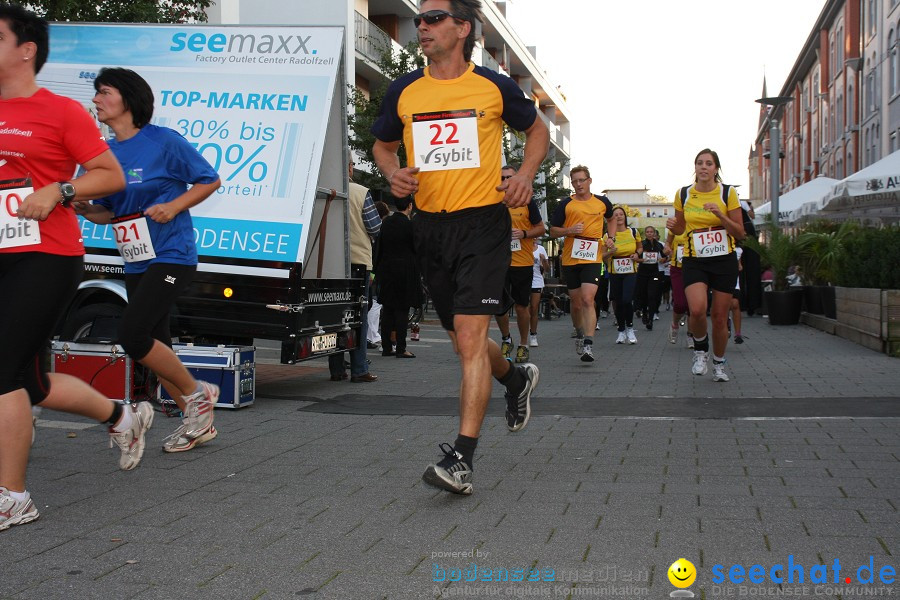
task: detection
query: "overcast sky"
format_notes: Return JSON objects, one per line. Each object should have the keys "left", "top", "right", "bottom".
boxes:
{"left": 503, "top": 0, "right": 827, "bottom": 200}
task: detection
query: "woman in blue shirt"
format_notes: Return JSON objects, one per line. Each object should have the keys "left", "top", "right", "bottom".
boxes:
{"left": 77, "top": 68, "right": 221, "bottom": 453}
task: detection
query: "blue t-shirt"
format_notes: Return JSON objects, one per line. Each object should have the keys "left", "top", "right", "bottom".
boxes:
{"left": 96, "top": 124, "right": 219, "bottom": 273}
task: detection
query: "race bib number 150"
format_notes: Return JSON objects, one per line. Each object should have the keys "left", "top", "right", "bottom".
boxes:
{"left": 692, "top": 227, "right": 729, "bottom": 257}
{"left": 0, "top": 178, "right": 41, "bottom": 249}
{"left": 412, "top": 109, "right": 481, "bottom": 172}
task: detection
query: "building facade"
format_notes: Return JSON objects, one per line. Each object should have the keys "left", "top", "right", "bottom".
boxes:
{"left": 750, "top": 0, "right": 900, "bottom": 202}
{"left": 207, "top": 0, "right": 572, "bottom": 182}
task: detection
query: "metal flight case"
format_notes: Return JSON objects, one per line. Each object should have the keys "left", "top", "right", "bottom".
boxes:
{"left": 158, "top": 344, "right": 256, "bottom": 409}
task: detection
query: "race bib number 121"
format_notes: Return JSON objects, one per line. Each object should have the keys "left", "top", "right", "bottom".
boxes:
{"left": 112, "top": 212, "right": 157, "bottom": 263}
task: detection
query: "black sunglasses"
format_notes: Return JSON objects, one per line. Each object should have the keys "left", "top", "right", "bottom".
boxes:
{"left": 501, "top": 175, "right": 513, "bottom": 180}
{"left": 414, "top": 9, "right": 463, "bottom": 28}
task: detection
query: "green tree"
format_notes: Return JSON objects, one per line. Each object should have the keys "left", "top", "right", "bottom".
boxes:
{"left": 502, "top": 126, "right": 570, "bottom": 219}
{"left": 24, "top": 0, "right": 212, "bottom": 23}
{"left": 348, "top": 40, "right": 424, "bottom": 192}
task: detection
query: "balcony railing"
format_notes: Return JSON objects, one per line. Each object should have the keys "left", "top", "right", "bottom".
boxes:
{"left": 355, "top": 11, "right": 392, "bottom": 64}
{"left": 536, "top": 110, "right": 570, "bottom": 156}
{"left": 481, "top": 48, "right": 501, "bottom": 73}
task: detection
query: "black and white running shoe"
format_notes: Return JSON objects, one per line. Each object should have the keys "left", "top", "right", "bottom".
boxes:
{"left": 422, "top": 443, "right": 474, "bottom": 495}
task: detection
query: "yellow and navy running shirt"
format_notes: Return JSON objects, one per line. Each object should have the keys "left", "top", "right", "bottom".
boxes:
{"left": 673, "top": 184, "right": 741, "bottom": 258}
{"left": 509, "top": 202, "right": 544, "bottom": 267}
{"left": 372, "top": 63, "right": 537, "bottom": 214}
{"left": 604, "top": 227, "right": 642, "bottom": 274}
{"left": 669, "top": 232, "right": 687, "bottom": 268}
{"left": 549, "top": 194, "right": 614, "bottom": 266}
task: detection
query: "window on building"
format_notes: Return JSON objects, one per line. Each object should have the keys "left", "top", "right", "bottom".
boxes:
{"left": 865, "top": 128, "right": 871, "bottom": 165}
{"left": 848, "top": 82, "right": 854, "bottom": 127}
{"left": 837, "top": 24, "right": 844, "bottom": 68}
{"left": 867, "top": 62, "right": 875, "bottom": 113}
{"left": 837, "top": 94, "right": 843, "bottom": 137}
{"left": 875, "top": 123, "right": 881, "bottom": 161}
{"left": 870, "top": 0, "right": 878, "bottom": 36}
{"left": 896, "top": 22, "right": 900, "bottom": 94}
{"left": 891, "top": 30, "right": 898, "bottom": 94}
{"left": 829, "top": 34, "right": 835, "bottom": 79}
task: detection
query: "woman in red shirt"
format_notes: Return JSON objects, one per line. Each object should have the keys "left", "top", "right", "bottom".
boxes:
{"left": 0, "top": 5, "right": 152, "bottom": 533}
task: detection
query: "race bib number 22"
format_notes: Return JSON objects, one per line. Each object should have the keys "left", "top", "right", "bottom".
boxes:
{"left": 412, "top": 109, "right": 481, "bottom": 172}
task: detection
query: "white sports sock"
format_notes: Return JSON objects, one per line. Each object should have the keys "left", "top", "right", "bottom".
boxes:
{"left": 7, "top": 489, "right": 29, "bottom": 502}
{"left": 112, "top": 408, "right": 134, "bottom": 433}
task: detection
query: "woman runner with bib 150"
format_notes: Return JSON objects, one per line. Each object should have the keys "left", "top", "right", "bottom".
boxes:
{"left": 76, "top": 68, "right": 222, "bottom": 452}
{"left": 666, "top": 149, "right": 745, "bottom": 382}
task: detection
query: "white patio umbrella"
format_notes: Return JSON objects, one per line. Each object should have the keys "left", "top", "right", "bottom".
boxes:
{"left": 821, "top": 150, "right": 900, "bottom": 224}
{"left": 754, "top": 176, "right": 839, "bottom": 225}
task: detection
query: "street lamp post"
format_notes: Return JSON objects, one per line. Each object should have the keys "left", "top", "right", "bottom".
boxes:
{"left": 755, "top": 96, "right": 793, "bottom": 225}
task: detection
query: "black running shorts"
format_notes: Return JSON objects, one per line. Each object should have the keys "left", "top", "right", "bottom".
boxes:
{"left": 506, "top": 266, "right": 532, "bottom": 308}
{"left": 562, "top": 263, "right": 604, "bottom": 290}
{"left": 682, "top": 254, "right": 739, "bottom": 294}
{"left": 413, "top": 203, "right": 512, "bottom": 331}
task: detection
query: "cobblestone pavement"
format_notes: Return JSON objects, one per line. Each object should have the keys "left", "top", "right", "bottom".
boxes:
{"left": 4, "top": 314, "right": 898, "bottom": 599}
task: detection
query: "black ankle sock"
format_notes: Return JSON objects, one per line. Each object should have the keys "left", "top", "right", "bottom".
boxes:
{"left": 497, "top": 363, "right": 525, "bottom": 397}
{"left": 106, "top": 402, "right": 123, "bottom": 425}
{"left": 454, "top": 434, "right": 478, "bottom": 467}
{"left": 583, "top": 338, "right": 592, "bottom": 346}
{"left": 693, "top": 335, "right": 709, "bottom": 352}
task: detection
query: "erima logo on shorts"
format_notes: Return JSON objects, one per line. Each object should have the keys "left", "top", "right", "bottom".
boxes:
{"left": 481, "top": 298, "right": 500, "bottom": 305}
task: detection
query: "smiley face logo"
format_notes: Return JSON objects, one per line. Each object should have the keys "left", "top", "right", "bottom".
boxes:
{"left": 668, "top": 558, "right": 697, "bottom": 588}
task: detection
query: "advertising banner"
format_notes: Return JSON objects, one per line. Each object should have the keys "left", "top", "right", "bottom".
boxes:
{"left": 39, "top": 24, "right": 344, "bottom": 264}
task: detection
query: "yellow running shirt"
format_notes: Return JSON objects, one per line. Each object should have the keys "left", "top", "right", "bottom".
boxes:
{"left": 509, "top": 202, "right": 544, "bottom": 267}
{"left": 372, "top": 63, "right": 537, "bottom": 214}
{"left": 673, "top": 184, "right": 740, "bottom": 258}
{"left": 549, "top": 194, "right": 614, "bottom": 266}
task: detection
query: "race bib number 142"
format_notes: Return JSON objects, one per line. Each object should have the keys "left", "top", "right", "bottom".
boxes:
{"left": 412, "top": 109, "right": 481, "bottom": 172}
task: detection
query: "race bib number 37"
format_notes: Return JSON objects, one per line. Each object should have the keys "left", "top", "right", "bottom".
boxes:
{"left": 412, "top": 109, "right": 481, "bottom": 172}
{"left": 570, "top": 238, "right": 599, "bottom": 261}
{"left": 0, "top": 178, "right": 41, "bottom": 249}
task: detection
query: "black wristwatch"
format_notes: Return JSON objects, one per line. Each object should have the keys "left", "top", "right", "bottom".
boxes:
{"left": 58, "top": 181, "right": 76, "bottom": 206}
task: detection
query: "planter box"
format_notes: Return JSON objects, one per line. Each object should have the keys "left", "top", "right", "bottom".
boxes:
{"left": 884, "top": 290, "right": 900, "bottom": 357}
{"left": 806, "top": 287, "right": 900, "bottom": 356}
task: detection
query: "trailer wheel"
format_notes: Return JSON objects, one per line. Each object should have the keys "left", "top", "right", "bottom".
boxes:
{"left": 60, "top": 303, "right": 124, "bottom": 341}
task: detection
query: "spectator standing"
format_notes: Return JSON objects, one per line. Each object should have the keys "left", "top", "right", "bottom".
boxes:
{"left": 367, "top": 200, "right": 391, "bottom": 349}
{"left": 374, "top": 196, "right": 420, "bottom": 359}
{"left": 327, "top": 161, "right": 381, "bottom": 382}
